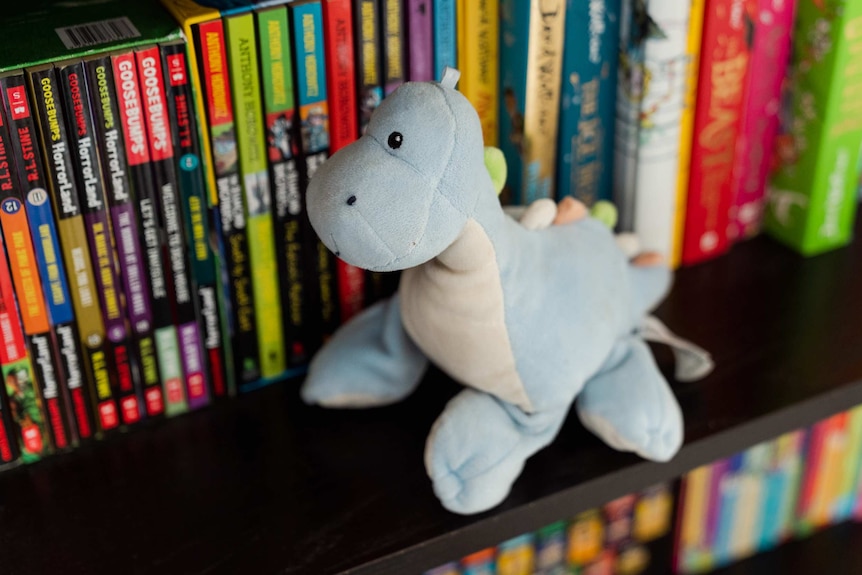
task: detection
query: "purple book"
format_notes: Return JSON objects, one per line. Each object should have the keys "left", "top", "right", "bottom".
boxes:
{"left": 407, "top": 0, "right": 434, "bottom": 81}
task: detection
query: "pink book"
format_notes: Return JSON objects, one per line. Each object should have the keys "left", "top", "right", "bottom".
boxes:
{"left": 728, "top": 0, "right": 796, "bottom": 241}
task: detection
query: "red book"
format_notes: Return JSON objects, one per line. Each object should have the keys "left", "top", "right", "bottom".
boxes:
{"left": 682, "top": 0, "right": 754, "bottom": 265}
{"left": 323, "top": 0, "right": 365, "bottom": 323}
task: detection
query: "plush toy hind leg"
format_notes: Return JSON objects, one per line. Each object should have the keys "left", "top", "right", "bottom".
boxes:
{"left": 301, "top": 294, "right": 429, "bottom": 408}
{"left": 425, "top": 389, "right": 569, "bottom": 514}
{"left": 576, "top": 337, "right": 683, "bottom": 462}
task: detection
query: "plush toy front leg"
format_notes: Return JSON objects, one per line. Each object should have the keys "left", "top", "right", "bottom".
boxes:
{"left": 301, "top": 294, "right": 429, "bottom": 408}
{"left": 576, "top": 337, "right": 683, "bottom": 462}
{"left": 425, "top": 389, "right": 569, "bottom": 514}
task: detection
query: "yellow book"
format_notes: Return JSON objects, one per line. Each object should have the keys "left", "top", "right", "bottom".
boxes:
{"left": 670, "top": 0, "right": 705, "bottom": 269}
{"left": 456, "top": 0, "right": 498, "bottom": 146}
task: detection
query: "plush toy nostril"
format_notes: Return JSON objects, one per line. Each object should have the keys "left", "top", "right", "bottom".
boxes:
{"left": 346, "top": 195, "right": 357, "bottom": 206}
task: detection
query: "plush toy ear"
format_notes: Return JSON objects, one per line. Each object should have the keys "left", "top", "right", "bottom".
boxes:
{"left": 439, "top": 66, "right": 461, "bottom": 89}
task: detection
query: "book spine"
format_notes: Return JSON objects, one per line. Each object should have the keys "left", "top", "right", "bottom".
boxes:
{"left": 682, "top": 0, "right": 752, "bottom": 265}
{"left": 195, "top": 20, "right": 261, "bottom": 387}
{"left": 764, "top": 0, "right": 862, "bottom": 255}
{"left": 407, "top": 0, "right": 434, "bottom": 82}
{"left": 457, "top": 0, "right": 498, "bottom": 146}
{"left": 0, "top": 104, "right": 54, "bottom": 460}
{"left": 380, "top": 0, "right": 407, "bottom": 95}
{"left": 57, "top": 60, "right": 141, "bottom": 426}
{"left": 556, "top": 0, "right": 620, "bottom": 206}
{"left": 632, "top": 0, "right": 692, "bottom": 258}
{"left": 433, "top": 0, "right": 457, "bottom": 82}
{"left": 355, "top": 0, "right": 385, "bottom": 135}
{"left": 162, "top": 43, "right": 227, "bottom": 400}
{"left": 291, "top": 0, "right": 340, "bottom": 345}
{"left": 498, "top": 0, "right": 529, "bottom": 203}
{"left": 836, "top": 405, "right": 862, "bottom": 521}
{"left": 323, "top": 0, "right": 366, "bottom": 323}
{"left": 112, "top": 51, "right": 183, "bottom": 417}
{"left": 225, "top": 13, "right": 286, "bottom": 380}
{"left": 27, "top": 66, "right": 109, "bottom": 437}
{"left": 521, "top": 0, "right": 565, "bottom": 204}
{"left": 728, "top": 0, "right": 796, "bottom": 241}
{"left": 137, "top": 46, "right": 207, "bottom": 411}
{"left": 85, "top": 56, "right": 164, "bottom": 418}
{"left": 258, "top": 7, "right": 311, "bottom": 367}
{"left": 670, "top": 0, "right": 706, "bottom": 269}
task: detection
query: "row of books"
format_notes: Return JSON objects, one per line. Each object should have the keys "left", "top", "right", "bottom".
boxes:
{"left": 425, "top": 484, "right": 675, "bottom": 575}
{"left": 466, "top": 0, "right": 862, "bottom": 268}
{"left": 674, "top": 403, "right": 862, "bottom": 573}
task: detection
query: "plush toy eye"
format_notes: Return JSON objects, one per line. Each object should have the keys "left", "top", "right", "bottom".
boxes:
{"left": 388, "top": 132, "right": 403, "bottom": 149}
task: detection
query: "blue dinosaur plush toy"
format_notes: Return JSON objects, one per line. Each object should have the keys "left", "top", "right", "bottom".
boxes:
{"left": 301, "top": 69, "right": 710, "bottom": 515}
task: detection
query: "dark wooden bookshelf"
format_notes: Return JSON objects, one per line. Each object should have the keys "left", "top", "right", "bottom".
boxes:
{"left": 0, "top": 214, "right": 860, "bottom": 575}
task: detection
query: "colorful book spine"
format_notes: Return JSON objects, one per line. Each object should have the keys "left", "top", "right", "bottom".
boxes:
{"left": 499, "top": 0, "right": 566, "bottom": 204}
{"left": 290, "top": 0, "right": 340, "bottom": 345}
{"left": 84, "top": 55, "right": 164, "bottom": 419}
{"left": 380, "top": 0, "right": 406, "bottom": 95}
{"left": 681, "top": 0, "right": 752, "bottom": 265}
{"left": 354, "top": 0, "right": 384, "bottom": 135}
{"left": 322, "top": 0, "right": 365, "bottom": 323}
{"left": 433, "top": 0, "right": 457, "bottom": 82}
{"left": 632, "top": 0, "right": 692, "bottom": 258}
{"left": 763, "top": 0, "right": 862, "bottom": 255}
{"left": 728, "top": 0, "right": 796, "bottom": 241}
{"left": 0, "top": 100, "right": 53, "bottom": 460}
{"left": 56, "top": 59, "right": 141, "bottom": 426}
{"left": 112, "top": 51, "right": 184, "bottom": 417}
{"left": 670, "top": 0, "right": 706, "bottom": 269}
{"left": 162, "top": 42, "right": 227, "bottom": 400}
{"left": 457, "top": 0, "right": 498, "bottom": 146}
{"left": 496, "top": 533, "right": 535, "bottom": 574}
{"left": 137, "top": 45, "right": 207, "bottom": 412}
{"left": 258, "top": 7, "right": 311, "bottom": 367}
{"left": 835, "top": 405, "right": 862, "bottom": 521}
{"left": 0, "top": 75, "right": 76, "bottom": 450}
{"left": 461, "top": 548, "right": 495, "bottom": 575}
{"left": 27, "top": 65, "right": 108, "bottom": 437}
{"left": 224, "top": 13, "right": 286, "bottom": 379}
{"left": 556, "top": 0, "right": 620, "bottom": 206}
{"left": 407, "top": 0, "right": 434, "bottom": 82}
{"left": 194, "top": 19, "right": 261, "bottom": 386}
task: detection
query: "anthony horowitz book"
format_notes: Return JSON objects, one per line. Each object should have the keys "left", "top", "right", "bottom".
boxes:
{"left": 322, "top": 0, "right": 366, "bottom": 323}
{"left": 137, "top": 45, "right": 208, "bottom": 412}
{"left": 289, "top": 0, "right": 341, "bottom": 346}
{"left": 764, "top": 0, "right": 862, "bottom": 256}
{"left": 433, "top": 0, "right": 457, "bottom": 82}
{"left": 56, "top": 59, "right": 141, "bottom": 426}
{"left": 26, "top": 65, "right": 113, "bottom": 436}
{"left": 354, "top": 0, "right": 385, "bottom": 135}
{"left": 556, "top": 0, "right": 620, "bottom": 206}
{"left": 111, "top": 51, "right": 186, "bottom": 416}
{"left": 193, "top": 18, "right": 262, "bottom": 386}
{"left": 407, "top": 0, "right": 433, "bottom": 82}
{"left": 84, "top": 54, "right": 165, "bottom": 418}
{"left": 499, "top": 0, "right": 566, "bottom": 204}
{"left": 0, "top": 94, "right": 61, "bottom": 456}
{"left": 257, "top": 7, "right": 312, "bottom": 366}
{"left": 1, "top": 74, "right": 80, "bottom": 450}
{"left": 224, "top": 12, "right": 288, "bottom": 379}
{"left": 380, "top": 0, "right": 407, "bottom": 95}
{"left": 682, "top": 0, "right": 753, "bottom": 265}
{"left": 728, "top": 0, "right": 796, "bottom": 241}
{"left": 162, "top": 41, "right": 228, "bottom": 399}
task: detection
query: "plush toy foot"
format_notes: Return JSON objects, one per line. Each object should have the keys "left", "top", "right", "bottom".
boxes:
{"left": 301, "top": 294, "right": 429, "bottom": 408}
{"left": 425, "top": 389, "right": 567, "bottom": 514}
{"left": 576, "top": 338, "right": 683, "bottom": 462}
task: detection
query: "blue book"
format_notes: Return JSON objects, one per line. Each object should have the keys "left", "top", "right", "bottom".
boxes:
{"left": 713, "top": 454, "right": 744, "bottom": 566}
{"left": 432, "top": 0, "right": 456, "bottom": 81}
{"left": 557, "top": 0, "right": 620, "bottom": 205}
{"left": 759, "top": 470, "right": 787, "bottom": 551}
{"left": 498, "top": 0, "right": 530, "bottom": 203}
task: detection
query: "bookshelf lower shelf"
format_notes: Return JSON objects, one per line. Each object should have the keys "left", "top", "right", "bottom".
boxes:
{"left": 1, "top": 214, "right": 861, "bottom": 575}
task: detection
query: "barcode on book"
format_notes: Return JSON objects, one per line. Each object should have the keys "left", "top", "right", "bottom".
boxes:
{"left": 55, "top": 17, "right": 141, "bottom": 50}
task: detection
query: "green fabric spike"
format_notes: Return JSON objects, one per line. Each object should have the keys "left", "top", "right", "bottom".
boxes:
{"left": 484, "top": 146, "right": 507, "bottom": 196}
{"left": 591, "top": 201, "right": 618, "bottom": 229}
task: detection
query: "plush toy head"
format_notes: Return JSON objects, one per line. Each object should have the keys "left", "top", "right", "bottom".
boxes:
{"left": 307, "top": 71, "right": 487, "bottom": 272}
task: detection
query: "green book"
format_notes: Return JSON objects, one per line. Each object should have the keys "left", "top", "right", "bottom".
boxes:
{"left": 0, "top": 0, "right": 181, "bottom": 72}
{"left": 764, "top": 0, "right": 862, "bottom": 256}
{"left": 224, "top": 12, "right": 286, "bottom": 378}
